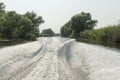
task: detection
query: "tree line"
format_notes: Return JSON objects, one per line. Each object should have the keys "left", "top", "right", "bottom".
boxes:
{"left": 60, "top": 12, "right": 120, "bottom": 44}
{"left": 0, "top": 2, "right": 44, "bottom": 41}
{"left": 40, "top": 28, "right": 60, "bottom": 37}
{"left": 60, "top": 12, "right": 97, "bottom": 38}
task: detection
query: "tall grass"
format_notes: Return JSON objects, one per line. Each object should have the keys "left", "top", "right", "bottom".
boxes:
{"left": 80, "top": 25, "right": 120, "bottom": 43}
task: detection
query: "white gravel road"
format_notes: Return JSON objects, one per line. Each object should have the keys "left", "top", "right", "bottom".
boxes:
{"left": 0, "top": 37, "right": 120, "bottom": 80}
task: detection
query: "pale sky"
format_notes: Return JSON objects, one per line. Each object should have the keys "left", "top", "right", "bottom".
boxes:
{"left": 1, "top": 0, "right": 120, "bottom": 33}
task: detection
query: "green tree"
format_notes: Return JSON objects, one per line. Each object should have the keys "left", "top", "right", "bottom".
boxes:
{"left": 24, "top": 11, "right": 44, "bottom": 37}
{"left": 0, "top": 2, "right": 6, "bottom": 35}
{"left": 17, "top": 16, "right": 32, "bottom": 39}
{"left": 70, "top": 12, "right": 97, "bottom": 38}
{"left": 24, "top": 12, "right": 44, "bottom": 27}
{"left": 60, "top": 12, "right": 97, "bottom": 38}
{"left": 1, "top": 11, "right": 43, "bottom": 40}
{"left": 0, "top": 2, "right": 5, "bottom": 11}
{"left": 0, "top": 2, "right": 44, "bottom": 40}
{"left": 60, "top": 21, "right": 72, "bottom": 37}
{"left": 1, "top": 11, "right": 22, "bottom": 39}
{"left": 40, "top": 28, "right": 55, "bottom": 37}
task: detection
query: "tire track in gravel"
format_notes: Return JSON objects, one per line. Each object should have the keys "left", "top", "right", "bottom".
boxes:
{"left": 1, "top": 37, "right": 119, "bottom": 80}
{"left": 8, "top": 43, "right": 48, "bottom": 80}
{"left": 0, "top": 41, "right": 47, "bottom": 80}
{"left": 22, "top": 38, "right": 60, "bottom": 80}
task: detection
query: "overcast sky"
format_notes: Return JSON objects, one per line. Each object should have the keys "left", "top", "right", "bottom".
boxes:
{"left": 1, "top": 0, "right": 120, "bottom": 33}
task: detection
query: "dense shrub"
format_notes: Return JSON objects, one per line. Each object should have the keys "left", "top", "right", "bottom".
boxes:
{"left": 24, "top": 33, "right": 36, "bottom": 41}
{"left": 80, "top": 25, "right": 120, "bottom": 43}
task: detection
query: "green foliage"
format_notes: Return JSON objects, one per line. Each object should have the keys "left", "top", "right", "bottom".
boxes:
{"left": 0, "top": 2, "right": 6, "bottom": 33}
{"left": 17, "top": 16, "right": 32, "bottom": 39}
{"left": 0, "top": 2, "right": 5, "bottom": 10}
{"left": 24, "top": 33, "right": 36, "bottom": 41}
{"left": 24, "top": 11, "right": 44, "bottom": 28}
{"left": 112, "top": 25, "right": 120, "bottom": 43}
{"left": 40, "top": 28, "right": 55, "bottom": 37}
{"left": 80, "top": 25, "right": 120, "bottom": 43}
{"left": 60, "top": 21, "right": 72, "bottom": 37}
{"left": 60, "top": 12, "right": 97, "bottom": 38}
{"left": 0, "top": 2, "right": 44, "bottom": 41}
{"left": 1, "top": 11, "right": 22, "bottom": 39}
